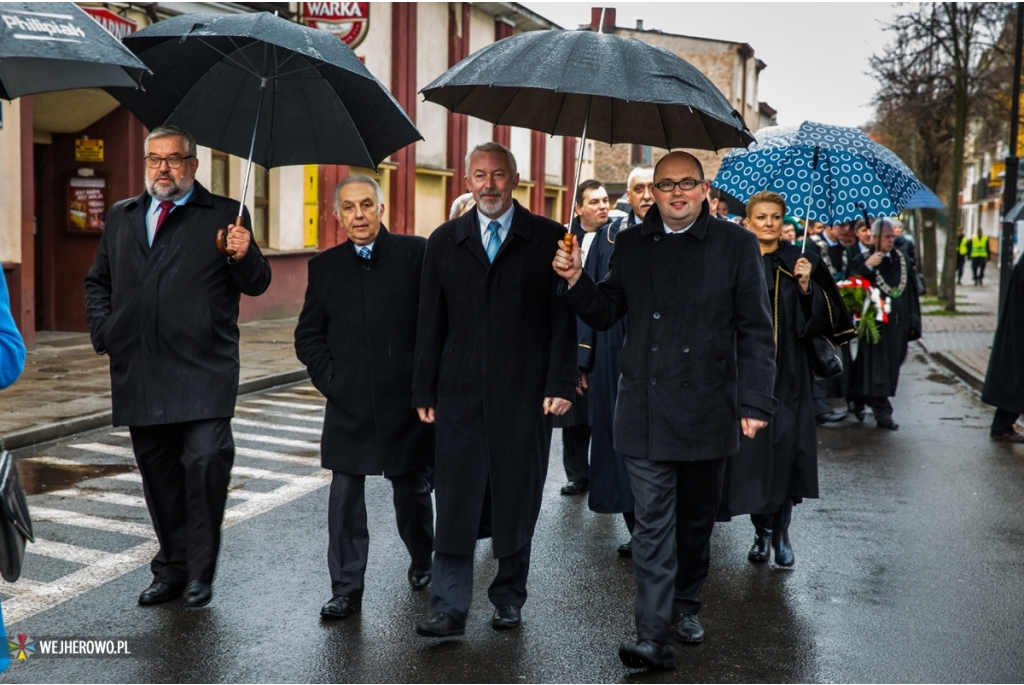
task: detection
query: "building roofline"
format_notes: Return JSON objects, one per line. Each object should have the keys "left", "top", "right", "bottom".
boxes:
{"left": 611, "top": 24, "right": 755, "bottom": 55}
{"left": 474, "top": 2, "right": 563, "bottom": 31}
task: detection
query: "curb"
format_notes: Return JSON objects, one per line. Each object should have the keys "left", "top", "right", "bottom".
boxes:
{"left": 2, "top": 368, "right": 309, "bottom": 452}
{"left": 916, "top": 340, "right": 986, "bottom": 393}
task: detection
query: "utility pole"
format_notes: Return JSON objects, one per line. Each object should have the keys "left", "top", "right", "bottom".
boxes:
{"left": 1000, "top": 2, "right": 1024, "bottom": 316}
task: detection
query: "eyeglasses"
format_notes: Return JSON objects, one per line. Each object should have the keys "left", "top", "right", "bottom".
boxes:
{"left": 653, "top": 178, "right": 705, "bottom": 193}
{"left": 144, "top": 155, "right": 194, "bottom": 169}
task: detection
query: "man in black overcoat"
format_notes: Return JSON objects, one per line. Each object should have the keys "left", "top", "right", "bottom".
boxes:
{"left": 85, "top": 125, "right": 271, "bottom": 608}
{"left": 553, "top": 151, "right": 776, "bottom": 671}
{"left": 413, "top": 142, "right": 578, "bottom": 637}
{"left": 294, "top": 176, "right": 434, "bottom": 621}
{"left": 982, "top": 252, "right": 1024, "bottom": 441}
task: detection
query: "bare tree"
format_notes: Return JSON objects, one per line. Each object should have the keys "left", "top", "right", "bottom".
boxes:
{"left": 871, "top": 3, "right": 1011, "bottom": 310}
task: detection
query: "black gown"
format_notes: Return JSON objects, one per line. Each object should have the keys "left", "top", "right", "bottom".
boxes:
{"left": 982, "top": 255, "right": 1024, "bottom": 413}
{"left": 719, "top": 243, "right": 855, "bottom": 519}
{"left": 849, "top": 250, "right": 922, "bottom": 400}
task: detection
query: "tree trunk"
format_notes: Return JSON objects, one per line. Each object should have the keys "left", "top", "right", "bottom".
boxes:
{"left": 921, "top": 208, "right": 938, "bottom": 293}
{"left": 942, "top": 76, "right": 969, "bottom": 310}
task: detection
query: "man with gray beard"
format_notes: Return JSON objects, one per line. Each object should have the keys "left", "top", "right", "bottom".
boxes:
{"left": 86, "top": 125, "right": 271, "bottom": 609}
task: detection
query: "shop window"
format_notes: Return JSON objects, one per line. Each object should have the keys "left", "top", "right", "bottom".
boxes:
{"left": 252, "top": 164, "right": 269, "bottom": 246}
{"left": 210, "top": 151, "right": 229, "bottom": 197}
{"left": 630, "top": 144, "right": 652, "bottom": 166}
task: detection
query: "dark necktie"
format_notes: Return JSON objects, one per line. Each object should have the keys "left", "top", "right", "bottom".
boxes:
{"left": 155, "top": 201, "right": 175, "bottom": 233}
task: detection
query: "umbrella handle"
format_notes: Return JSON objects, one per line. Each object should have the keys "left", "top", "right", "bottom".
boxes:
{"left": 215, "top": 217, "right": 244, "bottom": 257}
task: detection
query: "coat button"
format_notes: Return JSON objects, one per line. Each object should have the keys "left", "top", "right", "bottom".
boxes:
{"left": 652, "top": 345, "right": 658, "bottom": 352}
{"left": 363, "top": 263, "right": 370, "bottom": 271}
{"left": 683, "top": 346, "right": 690, "bottom": 354}
{"left": 683, "top": 381, "right": 689, "bottom": 388}
{"left": 654, "top": 235, "right": 661, "bottom": 242}
{"left": 653, "top": 312, "right": 661, "bottom": 319}
{"left": 650, "top": 378, "right": 657, "bottom": 386}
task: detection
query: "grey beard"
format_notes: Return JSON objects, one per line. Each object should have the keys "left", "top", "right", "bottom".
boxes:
{"left": 146, "top": 173, "right": 194, "bottom": 201}
{"left": 478, "top": 194, "right": 504, "bottom": 216}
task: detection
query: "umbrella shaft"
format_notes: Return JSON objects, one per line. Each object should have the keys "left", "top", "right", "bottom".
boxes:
{"left": 569, "top": 95, "right": 592, "bottom": 224}
{"left": 239, "top": 77, "right": 269, "bottom": 220}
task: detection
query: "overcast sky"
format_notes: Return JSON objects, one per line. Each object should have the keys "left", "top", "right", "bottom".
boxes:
{"left": 520, "top": 2, "right": 905, "bottom": 129}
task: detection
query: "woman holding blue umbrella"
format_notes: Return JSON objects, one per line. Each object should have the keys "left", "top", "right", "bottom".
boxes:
{"left": 718, "top": 191, "right": 854, "bottom": 566}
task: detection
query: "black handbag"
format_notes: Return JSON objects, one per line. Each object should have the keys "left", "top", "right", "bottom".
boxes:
{"left": 0, "top": 450, "right": 33, "bottom": 582}
{"left": 807, "top": 334, "right": 843, "bottom": 381}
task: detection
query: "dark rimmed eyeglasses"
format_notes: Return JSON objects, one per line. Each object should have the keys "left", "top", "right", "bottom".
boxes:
{"left": 144, "top": 155, "right": 194, "bottom": 169}
{"left": 653, "top": 178, "right": 705, "bottom": 193}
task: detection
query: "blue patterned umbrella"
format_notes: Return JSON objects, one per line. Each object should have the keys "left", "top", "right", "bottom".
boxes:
{"left": 712, "top": 121, "right": 923, "bottom": 225}
{"left": 903, "top": 186, "right": 946, "bottom": 210}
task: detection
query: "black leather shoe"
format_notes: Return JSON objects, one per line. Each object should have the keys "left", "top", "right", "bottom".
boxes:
{"left": 816, "top": 410, "right": 847, "bottom": 425}
{"left": 673, "top": 613, "right": 705, "bottom": 644}
{"left": 320, "top": 595, "right": 361, "bottom": 620}
{"left": 408, "top": 567, "right": 431, "bottom": 591}
{"left": 416, "top": 612, "right": 465, "bottom": 637}
{"left": 876, "top": 418, "right": 899, "bottom": 430}
{"left": 491, "top": 605, "right": 521, "bottom": 630}
{"left": 618, "top": 639, "right": 675, "bottom": 670}
{"left": 183, "top": 580, "right": 212, "bottom": 608}
{"left": 617, "top": 540, "right": 632, "bottom": 558}
{"left": 992, "top": 431, "right": 1024, "bottom": 443}
{"left": 852, "top": 405, "right": 866, "bottom": 422}
{"left": 748, "top": 515, "right": 771, "bottom": 563}
{"left": 138, "top": 582, "right": 184, "bottom": 606}
{"left": 560, "top": 480, "right": 588, "bottom": 495}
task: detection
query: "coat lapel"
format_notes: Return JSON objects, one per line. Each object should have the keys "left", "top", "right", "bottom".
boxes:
{"left": 127, "top": 191, "right": 151, "bottom": 254}
{"left": 455, "top": 208, "right": 491, "bottom": 269}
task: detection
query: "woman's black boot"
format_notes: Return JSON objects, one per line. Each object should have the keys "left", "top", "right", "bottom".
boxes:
{"left": 748, "top": 514, "right": 772, "bottom": 563}
{"left": 771, "top": 499, "right": 795, "bottom": 566}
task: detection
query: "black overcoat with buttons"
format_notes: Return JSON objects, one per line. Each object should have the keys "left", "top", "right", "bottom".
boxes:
{"left": 84, "top": 182, "right": 271, "bottom": 427}
{"left": 294, "top": 227, "right": 433, "bottom": 476}
{"left": 560, "top": 202, "right": 776, "bottom": 462}
{"left": 413, "top": 201, "right": 579, "bottom": 558}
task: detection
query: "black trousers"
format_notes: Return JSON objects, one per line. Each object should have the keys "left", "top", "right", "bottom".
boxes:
{"left": 972, "top": 257, "right": 987, "bottom": 283}
{"left": 328, "top": 467, "right": 434, "bottom": 598}
{"left": 129, "top": 418, "right": 235, "bottom": 586}
{"left": 430, "top": 544, "right": 531, "bottom": 624}
{"left": 853, "top": 396, "right": 894, "bottom": 421}
{"left": 624, "top": 455, "right": 726, "bottom": 646}
{"left": 956, "top": 255, "right": 966, "bottom": 282}
{"left": 562, "top": 425, "right": 591, "bottom": 482}
{"left": 991, "top": 408, "right": 1021, "bottom": 436}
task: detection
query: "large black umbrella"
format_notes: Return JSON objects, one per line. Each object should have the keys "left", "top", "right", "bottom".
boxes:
{"left": 108, "top": 11, "right": 420, "bottom": 231}
{"left": 0, "top": 2, "right": 148, "bottom": 99}
{"left": 422, "top": 25, "right": 753, "bottom": 220}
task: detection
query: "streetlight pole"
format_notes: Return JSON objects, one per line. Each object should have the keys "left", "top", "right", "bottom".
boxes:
{"left": 1000, "top": 2, "right": 1024, "bottom": 316}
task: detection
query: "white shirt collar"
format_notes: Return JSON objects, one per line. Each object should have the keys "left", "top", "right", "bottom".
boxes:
{"left": 663, "top": 219, "right": 696, "bottom": 235}
{"left": 352, "top": 241, "right": 375, "bottom": 256}
{"left": 478, "top": 204, "right": 515, "bottom": 240}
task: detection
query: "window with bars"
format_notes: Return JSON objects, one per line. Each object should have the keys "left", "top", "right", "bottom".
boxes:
{"left": 210, "top": 152, "right": 229, "bottom": 197}
{"left": 252, "top": 164, "right": 269, "bottom": 246}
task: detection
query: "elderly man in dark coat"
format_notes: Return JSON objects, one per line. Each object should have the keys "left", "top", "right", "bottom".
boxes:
{"left": 413, "top": 142, "right": 578, "bottom": 638}
{"left": 295, "top": 175, "right": 434, "bottom": 621}
{"left": 553, "top": 151, "right": 776, "bottom": 671}
{"left": 85, "top": 125, "right": 271, "bottom": 609}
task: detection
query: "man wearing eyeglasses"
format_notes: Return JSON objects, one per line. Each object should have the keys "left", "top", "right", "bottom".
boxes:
{"left": 553, "top": 151, "right": 775, "bottom": 671}
{"left": 85, "top": 125, "right": 271, "bottom": 610}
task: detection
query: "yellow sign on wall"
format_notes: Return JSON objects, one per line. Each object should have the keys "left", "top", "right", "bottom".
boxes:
{"left": 75, "top": 138, "right": 104, "bottom": 163}
{"left": 304, "top": 165, "right": 318, "bottom": 247}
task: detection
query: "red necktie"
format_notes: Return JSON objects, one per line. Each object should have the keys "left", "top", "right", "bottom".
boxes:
{"left": 155, "top": 200, "right": 175, "bottom": 233}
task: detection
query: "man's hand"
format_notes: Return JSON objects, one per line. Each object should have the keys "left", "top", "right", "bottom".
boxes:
{"left": 552, "top": 234, "right": 583, "bottom": 287}
{"left": 543, "top": 397, "right": 572, "bottom": 416}
{"left": 794, "top": 257, "right": 812, "bottom": 293}
{"left": 741, "top": 417, "right": 768, "bottom": 438}
{"left": 225, "top": 223, "right": 250, "bottom": 260}
{"left": 865, "top": 251, "right": 884, "bottom": 268}
{"left": 417, "top": 407, "right": 435, "bottom": 423}
{"left": 576, "top": 371, "right": 588, "bottom": 396}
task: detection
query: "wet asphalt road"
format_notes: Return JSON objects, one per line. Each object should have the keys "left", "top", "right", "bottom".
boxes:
{"left": 3, "top": 349, "right": 1024, "bottom": 683}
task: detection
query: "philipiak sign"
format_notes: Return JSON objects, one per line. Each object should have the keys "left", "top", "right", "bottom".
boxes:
{"left": 302, "top": 2, "right": 369, "bottom": 49}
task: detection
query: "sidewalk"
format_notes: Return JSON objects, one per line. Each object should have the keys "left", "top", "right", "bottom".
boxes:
{"left": 0, "top": 317, "right": 307, "bottom": 450}
{"left": 916, "top": 264, "right": 1000, "bottom": 393}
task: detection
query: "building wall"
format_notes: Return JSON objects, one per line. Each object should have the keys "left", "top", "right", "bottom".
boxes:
{"left": 0, "top": 99, "right": 22, "bottom": 264}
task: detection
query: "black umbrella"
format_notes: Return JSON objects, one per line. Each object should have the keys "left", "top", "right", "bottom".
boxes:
{"left": 0, "top": 2, "right": 148, "bottom": 99}
{"left": 108, "top": 11, "right": 420, "bottom": 232}
{"left": 421, "top": 23, "right": 752, "bottom": 224}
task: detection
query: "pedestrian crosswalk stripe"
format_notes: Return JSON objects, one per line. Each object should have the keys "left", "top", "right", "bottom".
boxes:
{"left": 31, "top": 507, "right": 156, "bottom": 539}
{"left": 232, "top": 417, "right": 321, "bottom": 436}
{"left": 222, "top": 472, "right": 329, "bottom": 525}
{"left": 231, "top": 431, "right": 318, "bottom": 449}
{"left": 268, "top": 392, "right": 324, "bottom": 401}
{"left": 248, "top": 399, "right": 321, "bottom": 411}
{"left": 235, "top": 446, "right": 320, "bottom": 466}
{"left": 45, "top": 488, "right": 147, "bottom": 509}
{"left": 0, "top": 578, "right": 48, "bottom": 597}
{"left": 28, "top": 538, "right": 111, "bottom": 565}
{"left": 235, "top": 407, "right": 324, "bottom": 424}
{"left": 230, "top": 465, "right": 305, "bottom": 482}
{"left": 70, "top": 443, "right": 135, "bottom": 459}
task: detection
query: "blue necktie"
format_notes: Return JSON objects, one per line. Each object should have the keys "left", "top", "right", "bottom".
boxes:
{"left": 358, "top": 246, "right": 371, "bottom": 260}
{"left": 485, "top": 220, "right": 502, "bottom": 262}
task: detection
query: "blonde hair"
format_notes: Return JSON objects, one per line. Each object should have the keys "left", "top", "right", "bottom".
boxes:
{"left": 745, "top": 191, "right": 787, "bottom": 217}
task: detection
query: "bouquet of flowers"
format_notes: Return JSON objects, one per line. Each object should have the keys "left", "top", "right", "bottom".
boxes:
{"left": 836, "top": 275, "right": 889, "bottom": 344}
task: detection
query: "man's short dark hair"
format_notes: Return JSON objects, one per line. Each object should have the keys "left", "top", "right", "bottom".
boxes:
{"left": 575, "top": 179, "right": 605, "bottom": 207}
{"left": 707, "top": 187, "right": 721, "bottom": 201}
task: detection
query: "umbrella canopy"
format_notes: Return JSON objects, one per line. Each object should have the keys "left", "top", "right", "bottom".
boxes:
{"left": 903, "top": 186, "right": 946, "bottom": 210}
{"left": 712, "top": 121, "right": 923, "bottom": 225}
{"left": 1006, "top": 198, "right": 1024, "bottom": 224}
{"left": 0, "top": 2, "right": 148, "bottom": 99}
{"left": 108, "top": 12, "right": 420, "bottom": 170}
{"left": 421, "top": 29, "right": 754, "bottom": 151}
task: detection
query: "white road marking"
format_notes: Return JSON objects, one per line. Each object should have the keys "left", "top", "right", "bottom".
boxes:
{"left": 23, "top": 456, "right": 91, "bottom": 468}
{"left": 46, "top": 488, "right": 147, "bottom": 509}
{"left": 108, "top": 472, "right": 143, "bottom": 483}
{"left": 247, "top": 399, "right": 322, "bottom": 411}
{"left": 235, "top": 446, "right": 319, "bottom": 466}
{"left": 31, "top": 507, "right": 155, "bottom": 539}
{"left": 231, "top": 431, "right": 318, "bottom": 449}
{"left": 222, "top": 472, "right": 330, "bottom": 525}
{"left": 70, "top": 443, "right": 134, "bottom": 459}
{"left": 28, "top": 538, "right": 111, "bottom": 565}
{"left": 268, "top": 392, "right": 324, "bottom": 401}
{"left": 232, "top": 417, "right": 321, "bottom": 436}
{"left": 230, "top": 465, "right": 303, "bottom": 482}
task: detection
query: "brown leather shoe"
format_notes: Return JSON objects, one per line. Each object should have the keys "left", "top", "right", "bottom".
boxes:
{"left": 991, "top": 431, "right": 1024, "bottom": 443}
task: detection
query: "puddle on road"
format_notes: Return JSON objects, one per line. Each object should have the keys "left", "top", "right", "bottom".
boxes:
{"left": 16, "top": 459, "right": 136, "bottom": 496}
{"left": 925, "top": 372, "right": 958, "bottom": 386}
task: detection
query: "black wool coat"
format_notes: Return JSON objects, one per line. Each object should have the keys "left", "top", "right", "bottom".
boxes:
{"left": 413, "top": 201, "right": 579, "bottom": 558}
{"left": 982, "top": 255, "right": 1024, "bottom": 413}
{"left": 85, "top": 182, "right": 271, "bottom": 426}
{"left": 294, "top": 227, "right": 433, "bottom": 476}
{"left": 560, "top": 202, "right": 777, "bottom": 462}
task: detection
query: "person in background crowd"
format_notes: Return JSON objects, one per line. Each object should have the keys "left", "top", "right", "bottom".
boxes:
{"left": 970, "top": 228, "right": 989, "bottom": 286}
{"left": 707, "top": 187, "right": 729, "bottom": 219}
{"left": 957, "top": 230, "right": 968, "bottom": 285}
{"left": 0, "top": 275, "right": 25, "bottom": 391}
{"left": 719, "top": 191, "right": 853, "bottom": 567}
{"left": 622, "top": 165, "right": 654, "bottom": 227}
{"left": 849, "top": 219, "right": 921, "bottom": 430}
{"left": 85, "top": 125, "right": 272, "bottom": 609}
{"left": 553, "top": 151, "right": 775, "bottom": 671}
{"left": 295, "top": 176, "right": 435, "bottom": 621}
{"left": 981, "top": 251, "right": 1024, "bottom": 442}
{"left": 780, "top": 216, "right": 797, "bottom": 243}
{"left": 413, "top": 142, "right": 578, "bottom": 638}
{"left": 449, "top": 192, "right": 475, "bottom": 221}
